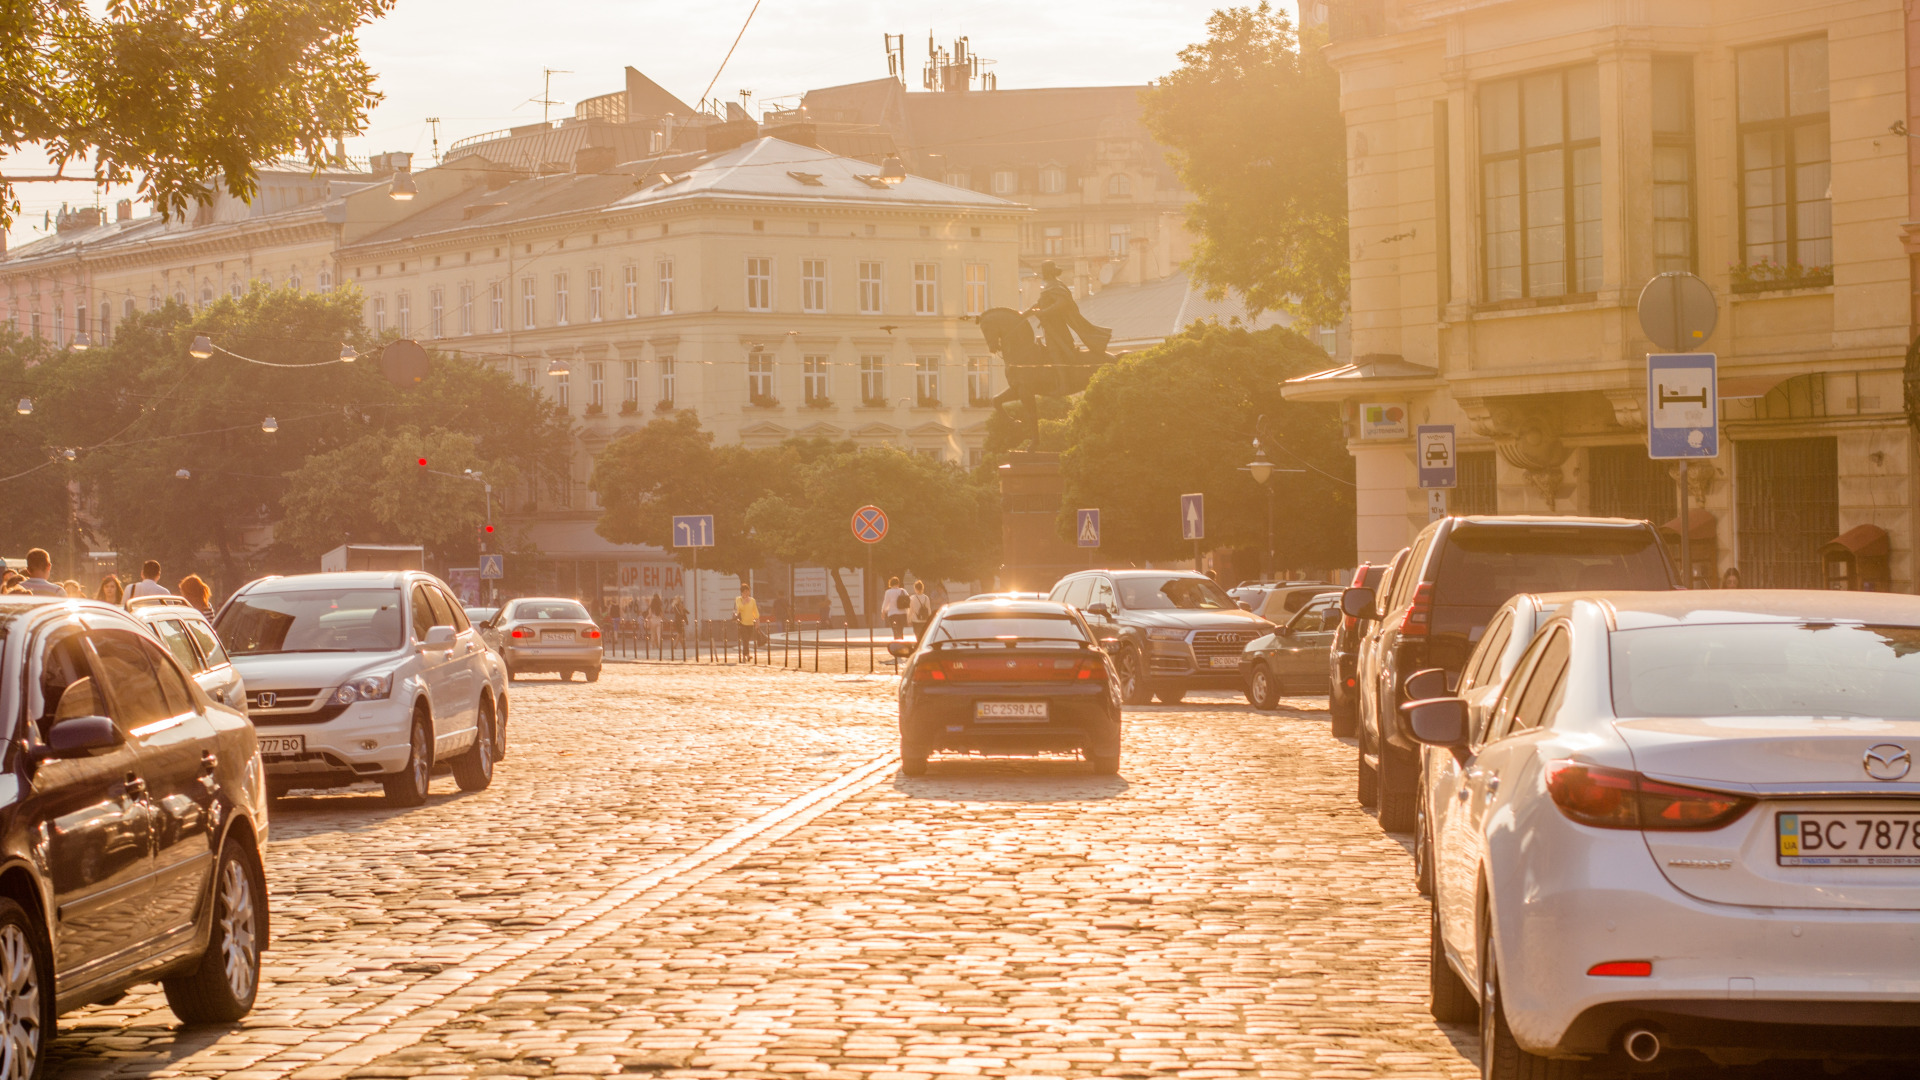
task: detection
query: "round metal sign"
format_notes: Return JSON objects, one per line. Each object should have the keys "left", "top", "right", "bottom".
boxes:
{"left": 1636, "top": 272, "right": 1719, "bottom": 352}
{"left": 851, "top": 505, "right": 889, "bottom": 544}
{"left": 380, "top": 338, "right": 432, "bottom": 388}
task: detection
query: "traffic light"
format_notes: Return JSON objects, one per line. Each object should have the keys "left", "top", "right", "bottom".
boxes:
{"left": 482, "top": 524, "right": 494, "bottom": 533}
{"left": 417, "top": 457, "right": 428, "bottom": 468}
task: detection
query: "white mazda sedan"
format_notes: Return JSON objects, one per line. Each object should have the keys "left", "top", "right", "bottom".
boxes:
{"left": 1404, "top": 592, "right": 1920, "bottom": 1078}
{"left": 216, "top": 571, "right": 509, "bottom": 805}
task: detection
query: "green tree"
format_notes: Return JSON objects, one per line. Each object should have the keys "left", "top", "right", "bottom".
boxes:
{"left": 747, "top": 446, "right": 1002, "bottom": 620}
{"left": 1056, "top": 322, "right": 1354, "bottom": 569}
{"left": 2, "top": 0, "right": 392, "bottom": 226}
{"left": 277, "top": 427, "right": 509, "bottom": 568}
{"left": 1142, "top": 3, "right": 1347, "bottom": 326}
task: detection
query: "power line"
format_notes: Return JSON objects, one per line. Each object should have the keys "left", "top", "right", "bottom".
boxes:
{"left": 698, "top": 0, "right": 767, "bottom": 117}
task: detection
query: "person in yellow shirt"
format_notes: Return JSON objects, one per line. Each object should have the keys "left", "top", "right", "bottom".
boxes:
{"left": 734, "top": 583, "right": 760, "bottom": 661}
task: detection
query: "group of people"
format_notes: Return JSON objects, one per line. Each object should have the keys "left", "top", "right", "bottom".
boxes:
{"left": 603, "top": 592, "right": 691, "bottom": 651}
{"left": 0, "top": 551, "right": 215, "bottom": 616}
{"left": 881, "top": 577, "right": 939, "bottom": 641}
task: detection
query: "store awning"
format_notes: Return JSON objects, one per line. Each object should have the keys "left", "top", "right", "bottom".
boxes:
{"left": 1658, "top": 509, "right": 1717, "bottom": 543}
{"left": 1824, "top": 524, "right": 1890, "bottom": 558}
{"left": 1717, "top": 374, "right": 1790, "bottom": 399}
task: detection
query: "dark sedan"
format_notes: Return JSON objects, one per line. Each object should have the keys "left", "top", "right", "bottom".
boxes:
{"left": 890, "top": 599, "right": 1122, "bottom": 775}
{"left": 1239, "top": 591, "right": 1341, "bottom": 709}
{"left": 0, "top": 597, "right": 269, "bottom": 1073}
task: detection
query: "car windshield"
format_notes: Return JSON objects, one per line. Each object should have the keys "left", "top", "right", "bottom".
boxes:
{"left": 1433, "top": 526, "right": 1672, "bottom": 615}
{"left": 1611, "top": 622, "right": 1920, "bottom": 719}
{"left": 1116, "top": 575, "right": 1235, "bottom": 611}
{"left": 217, "top": 589, "right": 405, "bottom": 655}
{"left": 935, "top": 613, "right": 1089, "bottom": 644}
{"left": 509, "top": 601, "right": 591, "bottom": 621}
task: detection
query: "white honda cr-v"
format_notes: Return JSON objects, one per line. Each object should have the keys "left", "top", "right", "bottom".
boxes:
{"left": 215, "top": 570, "right": 509, "bottom": 804}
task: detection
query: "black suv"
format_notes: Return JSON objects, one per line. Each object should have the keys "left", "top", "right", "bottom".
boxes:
{"left": 1342, "top": 516, "right": 1677, "bottom": 832}
{"left": 1049, "top": 570, "right": 1273, "bottom": 705}
{"left": 0, "top": 597, "right": 269, "bottom": 1070}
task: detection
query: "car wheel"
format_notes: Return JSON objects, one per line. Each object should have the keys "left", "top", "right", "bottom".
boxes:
{"left": 1116, "top": 650, "right": 1152, "bottom": 706}
{"left": 1428, "top": 901, "right": 1476, "bottom": 1023}
{"left": 1356, "top": 730, "right": 1379, "bottom": 808}
{"left": 1378, "top": 741, "right": 1420, "bottom": 833}
{"left": 900, "top": 748, "right": 928, "bottom": 776}
{"left": 163, "top": 842, "right": 262, "bottom": 1024}
{"left": 452, "top": 702, "right": 495, "bottom": 793}
{"left": 493, "top": 695, "right": 509, "bottom": 761}
{"left": 382, "top": 713, "right": 432, "bottom": 807}
{"left": 0, "top": 897, "right": 52, "bottom": 1079}
{"left": 585, "top": 667, "right": 601, "bottom": 683}
{"left": 1480, "top": 906, "right": 1580, "bottom": 1080}
{"left": 1153, "top": 687, "right": 1186, "bottom": 704}
{"left": 1246, "top": 666, "right": 1279, "bottom": 711}
{"left": 1088, "top": 750, "right": 1121, "bottom": 775}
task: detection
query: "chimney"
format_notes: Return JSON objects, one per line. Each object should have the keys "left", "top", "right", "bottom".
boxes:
{"left": 115, "top": 199, "right": 134, "bottom": 222}
{"left": 703, "top": 119, "right": 760, "bottom": 154}
{"left": 573, "top": 145, "right": 618, "bottom": 174}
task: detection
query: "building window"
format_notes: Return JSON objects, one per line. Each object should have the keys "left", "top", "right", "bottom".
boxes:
{"left": 966, "top": 356, "right": 991, "bottom": 406}
{"left": 521, "top": 277, "right": 536, "bottom": 328}
{"left": 124, "top": 297, "right": 137, "bottom": 320}
{"left": 912, "top": 263, "right": 939, "bottom": 315}
{"left": 200, "top": 283, "right": 213, "bottom": 306}
{"left": 1107, "top": 173, "right": 1131, "bottom": 196}
{"left": 803, "top": 355, "right": 830, "bottom": 404}
{"left": 556, "top": 371, "right": 570, "bottom": 408}
{"left": 491, "top": 283, "right": 504, "bottom": 332}
{"left": 1736, "top": 37, "right": 1831, "bottom": 285}
{"left": 860, "top": 355, "right": 887, "bottom": 404}
{"left": 747, "top": 352, "right": 775, "bottom": 404}
{"left": 1108, "top": 225, "right": 1131, "bottom": 257}
{"left": 944, "top": 170, "right": 970, "bottom": 189}
{"left": 1479, "top": 64, "right": 1601, "bottom": 301}
{"left": 659, "top": 356, "right": 676, "bottom": 407}
{"left": 396, "top": 292, "right": 411, "bottom": 335}
{"left": 428, "top": 288, "right": 443, "bottom": 338}
{"left": 1043, "top": 226, "right": 1065, "bottom": 256}
{"left": 1318, "top": 327, "right": 1337, "bottom": 355}
{"left": 1652, "top": 58, "right": 1697, "bottom": 274}
{"left": 587, "top": 268, "right": 603, "bottom": 321}
{"left": 858, "top": 261, "right": 882, "bottom": 314}
{"left": 745, "top": 257, "right": 773, "bottom": 312}
{"left": 588, "top": 361, "right": 605, "bottom": 409}
{"left": 371, "top": 296, "right": 386, "bottom": 333}
{"left": 991, "top": 170, "right": 1017, "bottom": 195}
{"left": 73, "top": 303, "right": 85, "bottom": 343}
{"left": 459, "top": 285, "right": 473, "bottom": 335}
{"left": 915, "top": 355, "right": 941, "bottom": 406}
{"left": 657, "top": 259, "right": 674, "bottom": 314}
{"left": 623, "top": 360, "right": 639, "bottom": 404}
{"left": 230, "top": 279, "right": 243, "bottom": 299}
{"left": 317, "top": 267, "right": 332, "bottom": 293}
{"left": 967, "top": 445, "right": 985, "bottom": 469}
{"left": 964, "top": 263, "right": 988, "bottom": 316}
{"left": 1455, "top": 451, "right": 1499, "bottom": 515}
{"left": 624, "top": 265, "right": 638, "bottom": 318}
{"left": 1040, "top": 167, "right": 1066, "bottom": 194}
{"left": 801, "top": 258, "right": 827, "bottom": 313}
{"left": 147, "top": 288, "right": 159, "bottom": 311}
{"left": 289, "top": 271, "right": 302, "bottom": 291}
{"left": 553, "top": 273, "right": 569, "bottom": 325}
{"left": 52, "top": 307, "right": 63, "bottom": 346}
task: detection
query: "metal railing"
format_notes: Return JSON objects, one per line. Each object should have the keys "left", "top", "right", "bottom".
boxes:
{"left": 600, "top": 618, "right": 901, "bottom": 674}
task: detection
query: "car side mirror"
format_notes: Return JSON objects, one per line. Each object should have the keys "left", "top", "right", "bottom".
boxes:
{"left": 1237, "top": 600, "right": 1252, "bottom": 611}
{"left": 1400, "top": 697, "right": 1471, "bottom": 765}
{"left": 1085, "top": 602, "right": 1112, "bottom": 618}
{"left": 1276, "top": 625, "right": 1294, "bottom": 639}
{"left": 886, "top": 642, "right": 915, "bottom": 659}
{"left": 423, "top": 625, "right": 458, "bottom": 646}
{"left": 34, "top": 715, "right": 124, "bottom": 763}
{"left": 1340, "top": 586, "right": 1377, "bottom": 619}
{"left": 1403, "top": 667, "right": 1448, "bottom": 701}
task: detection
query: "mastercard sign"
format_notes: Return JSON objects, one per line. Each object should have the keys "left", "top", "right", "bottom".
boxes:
{"left": 1359, "top": 402, "right": 1409, "bottom": 440}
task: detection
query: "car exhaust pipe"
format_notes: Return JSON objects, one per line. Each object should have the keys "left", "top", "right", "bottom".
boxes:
{"left": 1622, "top": 1027, "right": 1661, "bottom": 1064}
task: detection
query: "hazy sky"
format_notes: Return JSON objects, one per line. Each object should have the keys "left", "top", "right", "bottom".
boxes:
{"left": 3, "top": 0, "right": 1296, "bottom": 251}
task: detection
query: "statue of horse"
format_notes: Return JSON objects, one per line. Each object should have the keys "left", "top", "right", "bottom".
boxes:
{"left": 977, "top": 307, "right": 1111, "bottom": 452}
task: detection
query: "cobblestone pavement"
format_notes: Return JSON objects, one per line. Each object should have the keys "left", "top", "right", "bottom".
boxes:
{"left": 39, "top": 665, "right": 1856, "bottom": 1080}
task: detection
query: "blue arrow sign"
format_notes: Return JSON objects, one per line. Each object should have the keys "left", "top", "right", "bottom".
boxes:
{"left": 1180, "top": 493, "right": 1205, "bottom": 541}
{"left": 478, "top": 553, "right": 504, "bottom": 580}
{"left": 1647, "top": 353, "right": 1718, "bottom": 459}
{"left": 672, "top": 515, "right": 715, "bottom": 548}
{"left": 1076, "top": 508, "right": 1101, "bottom": 549}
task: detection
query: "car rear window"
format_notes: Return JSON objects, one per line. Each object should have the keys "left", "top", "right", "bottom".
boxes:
{"left": 1432, "top": 526, "right": 1671, "bottom": 618}
{"left": 935, "top": 613, "right": 1089, "bottom": 644}
{"left": 1612, "top": 623, "right": 1920, "bottom": 719}
{"left": 510, "top": 601, "right": 591, "bottom": 621}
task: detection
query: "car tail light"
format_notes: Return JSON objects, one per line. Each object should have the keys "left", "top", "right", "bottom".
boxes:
{"left": 910, "top": 658, "right": 946, "bottom": 682}
{"left": 1076, "top": 658, "right": 1106, "bottom": 682}
{"left": 1546, "top": 761, "right": 1754, "bottom": 831}
{"left": 586, "top": 629, "right": 602, "bottom": 639}
{"left": 1399, "top": 583, "right": 1433, "bottom": 637}
{"left": 510, "top": 627, "right": 528, "bottom": 639}
{"left": 1587, "top": 961, "right": 1652, "bottom": 977}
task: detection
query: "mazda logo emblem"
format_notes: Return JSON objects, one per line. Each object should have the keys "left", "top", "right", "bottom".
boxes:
{"left": 1863, "top": 743, "right": 1912, "bottom": 782}
{"left": 256, "top": 692, "right": 275, "bottom": 709}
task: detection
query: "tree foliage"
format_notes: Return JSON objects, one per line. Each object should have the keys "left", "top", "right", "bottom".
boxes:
{"left": 1, "top": 0, "right": 392, "bottom": 226}
{"left": 277, "top": 427, "right": 505, "bottom": 567}
{"left": 1142, "top": 3, "right": 1347, "bottom": 326}
{"left": 1056, "top": 322, "right": 1354, "bottom": 569}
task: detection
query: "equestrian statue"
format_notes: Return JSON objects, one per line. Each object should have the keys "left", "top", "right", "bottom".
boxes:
{"left": 977, "top": 260, "right": 1116, "bottom": 452}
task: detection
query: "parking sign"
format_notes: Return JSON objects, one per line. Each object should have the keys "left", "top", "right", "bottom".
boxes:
{"left": 1647, "top": 353, "right": 1718, "bottom": 459}
{"left": 1416, "top": 425, "right": 1456, "bottom": 489}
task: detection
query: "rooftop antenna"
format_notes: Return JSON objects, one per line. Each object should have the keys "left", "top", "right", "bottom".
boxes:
{"left": 426, "top": 117, "right": 442, "bottom": 164}
{"left": 528, "top": 68, "right": 571, "bottom": 124}
{"left": 885, "top": 33, "right": 907, "bottom": 83}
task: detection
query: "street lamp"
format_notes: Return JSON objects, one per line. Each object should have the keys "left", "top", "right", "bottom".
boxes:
{"left": 189, "top": 334, "right": 214, "bottom": 359}
{"left": 546, "top": 357, "right": 570, "bottom": 376}
{"left": 15, "top": 398, "right": 30, "bottom": 416}
{"left": 70, "top": 332, "right": 90, "bottom": 352}
{"left": 339, "top": 344, "right": 359, "bottom": 363}
{"left": 389, "top": 169, "right": 419, "bottom": 201}
{"left": 261, "top": 416, "right": 279, "bottom": 434}
{"left": 1239, "top": 421, "right": 1305, "bottom": 583}
{"left": 174, "top": 468, "right": 191, "bottom": 480}
{"left": 878, "top": 155, "right": 908, "bottom": 185}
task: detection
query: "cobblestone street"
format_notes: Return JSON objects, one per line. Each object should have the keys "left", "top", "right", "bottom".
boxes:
{"left": 46, "top": 663, "right": 1478, "bottom": 1079}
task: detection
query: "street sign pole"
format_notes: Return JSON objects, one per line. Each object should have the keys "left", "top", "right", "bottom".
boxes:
{"left": 1679, "top": 461, "right": 1690, "bottom": 586}
{"left": 1645, "top": 351, "right": 1718, "bottom": 589}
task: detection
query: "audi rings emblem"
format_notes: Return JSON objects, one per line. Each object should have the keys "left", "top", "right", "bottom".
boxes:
{"left": 1863, "top": 743, "right": 1912, "bottom": 782}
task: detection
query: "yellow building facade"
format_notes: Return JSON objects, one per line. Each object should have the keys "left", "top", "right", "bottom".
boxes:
{"left": 1290, "top": 0, "right": 1914, "bottom": 590}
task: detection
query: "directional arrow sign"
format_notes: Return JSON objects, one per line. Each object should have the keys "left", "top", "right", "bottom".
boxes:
{"left": 1180, "top": 493, "right": 1205, "bottom": 542}
{"left": 1076, "top": 508, "right": 1101, "bottom": 549}
{"left": 672, "top": 514, "right": 715, "bottom": 548}
{"left": 478, "top": 553, "right": 504, "bottom": 580}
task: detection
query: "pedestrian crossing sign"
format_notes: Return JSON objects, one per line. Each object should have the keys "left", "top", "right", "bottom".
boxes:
{"left": 1076, "top": 508, "right": 1101, "bottom": 549}
{"left": 479, "top": 554, "right": 504, "bottom": 579}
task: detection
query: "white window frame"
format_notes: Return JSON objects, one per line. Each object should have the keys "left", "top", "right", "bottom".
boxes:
{"left": 859, "top": 355, "right": 887, "bottom": 404}
{"left": 747, "top": 352, "right": 775, "bottom": 401}
{"left": 371, "top": 296, "right": 385, "bottom": 333}
{"left": 396, "top": 292, "right": 411, "bottom": 335}
{"left": 587, "top": 269, "right": 603, "bottom": 322}
{"left": 964, "top": 263, "right": 988, "bottom": 316}
{"left": 967, "top": 356, "right": 991, "bottom": 405}
{"left": 588, "top": 361, "right": 605, "bottom": 408}
{"left": 624, "top": 265, "right": 638, "bottom": 318}
{"left": 659, "top": 356, "right": 676, "bottom": 406}
{"left": 803, "top": 355, "right": 830, "bottom": 403}
{"left": 521, "top": 277, "right": 536, "bottom": 329}
{"left": 623, "top": 360, "right": 639, "bottom": 404}
{"left": 858, "top": 261, "right": 882, "bottom": 314}
{"left": 556, "top": 370, "right": 570, "bottom": 408}
{"left": 459, "top": 284, "right": 473, "bottom": 335}
{"left": 915, "top": 355, "right": 940, "bottom": 405}
{"left": 428, "top": 288, "right": 444, "bottom": 338}
{"left": 801, "top": 259, "right": 827, "bottom": 313}
{"left": 745, "top": 257, "right": 773, "bottom": 312}
{"left": 491, "top": 283, "right": 504, "bottom": 333}
{"left": 912, "top": 263, "right": 939, "bottom": 316}
{"left": 658, "top": 259, "right": 674, "bottom": 314}
{"left": 554, "top": 272, "right": 569, "bottom": 326}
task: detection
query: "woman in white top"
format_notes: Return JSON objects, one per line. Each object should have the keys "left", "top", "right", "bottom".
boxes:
{"left": 881, "top": 576, "right": 909, "bottom": 640}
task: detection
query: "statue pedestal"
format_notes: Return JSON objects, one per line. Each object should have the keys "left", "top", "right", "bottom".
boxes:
{"left": 997, "top": 452, "right": 1087, "bottom": 592}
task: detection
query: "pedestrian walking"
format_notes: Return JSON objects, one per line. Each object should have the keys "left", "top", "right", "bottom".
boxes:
{"left": 177, "top": 574, "right": 214, "bottom": 617}
{"left": 18, "top": 549, "right": 64, "bottom": 596}
{"left": 1721, "top": 566, "right": 1742, "bottom": 589}
{"left": 646, "top": 592, "right": 664, "bottom": 650}
{"left": 127, "top": 559, "right": 168, "bottom": 599}
{"left": 60, "top": 579, "right": 84, "bottom": 598}
{"left": 94, "top": 574, "right": 124, "bottom": 605}
{"left": 733, "top": 583, "right": 760, "bottom": 661}
{"left": 909, "top": 579, "right": 934, "bottom": 641}
{"left": 882, "top": 576, "right": 909, "bottom": 640}
{"left": 668, "top": 595, "right": 688, "bottom": 648}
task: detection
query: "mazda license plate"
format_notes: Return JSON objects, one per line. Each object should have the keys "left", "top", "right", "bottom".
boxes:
{"left": 1778, "top": 812, "right": 1920, "bottom": 866}
{"left": 257, "top": 735, "right": 305, "bottom": 756}
{"left": 975, "top": 702, "right": 1048, "bottom": 722}
{"left": 1209, "top": 655, "right": 1240, "bottom": 669}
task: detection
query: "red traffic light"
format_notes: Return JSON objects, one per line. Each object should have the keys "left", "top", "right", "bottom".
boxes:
{"left": 417, "top": 457, "right": 428, "bottom": 467}
{"left": 482, "top": 524, "right": 494, "bottom": 533}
